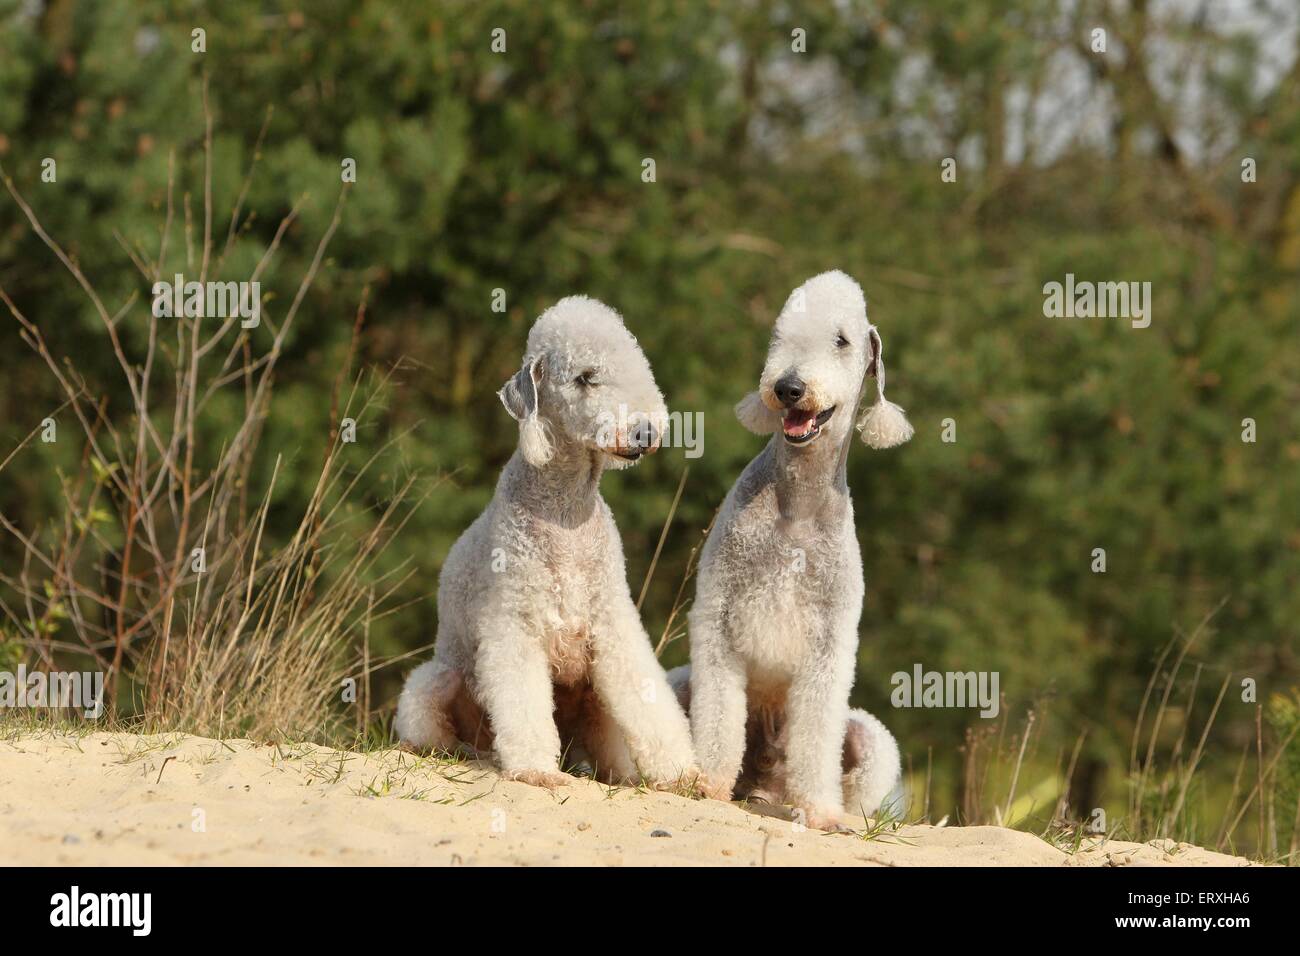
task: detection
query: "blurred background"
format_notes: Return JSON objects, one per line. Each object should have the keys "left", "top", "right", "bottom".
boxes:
{"left": 1, "top": 0, "right": 1297, "bottom": 854}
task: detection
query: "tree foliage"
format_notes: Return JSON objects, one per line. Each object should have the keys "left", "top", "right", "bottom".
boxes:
{"left": 2, "top": 0, "right": 1297, "bottom": 840}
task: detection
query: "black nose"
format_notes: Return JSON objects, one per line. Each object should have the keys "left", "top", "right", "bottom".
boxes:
{"left": 773, "top": 375, "right": 805, "bottom": 407}
{"left": 630, "top": 420, "right": 658, "bottom": 451}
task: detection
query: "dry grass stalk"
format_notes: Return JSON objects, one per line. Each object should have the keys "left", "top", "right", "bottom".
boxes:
{"left": 0, "top": 83, "right": 413, "bottom": 743}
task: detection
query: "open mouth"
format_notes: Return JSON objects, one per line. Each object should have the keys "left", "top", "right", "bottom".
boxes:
{"left": 607, "top": 440, "right": 658, "bottom": 462}
{"left": 782, "top": 406, "right": 836, "bottom": 445}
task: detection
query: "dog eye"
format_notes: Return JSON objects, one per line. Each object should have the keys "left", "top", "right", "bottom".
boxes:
{"left": 835, "top": 333, "right": 850, "bottom": 349}
{"left": 574, "top": 370, "right": 599, "bottom": 387}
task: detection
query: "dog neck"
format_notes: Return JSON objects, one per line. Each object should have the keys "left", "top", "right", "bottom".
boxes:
{"left": 768, "top": 428, "right": 850, "bottom": 524}
{"left": 504, "top": 441, "right": 603, "bottom": 527}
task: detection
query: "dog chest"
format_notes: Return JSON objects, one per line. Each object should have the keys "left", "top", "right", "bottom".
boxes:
{"left": 715, "top": 516, "right": 851, "bottom": 675}
{"left": 726, "top": 570, "right": 821, "bottom": 677}
{"left": 543, "top": 623, "right": 592, "bottom": 686}
{"left": 529, "top": 518, "right": 612, "bottom": 686}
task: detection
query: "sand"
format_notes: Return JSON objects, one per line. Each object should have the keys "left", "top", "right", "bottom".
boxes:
{"left": 0, "top": 731, "right": 1255, "bottom": 867}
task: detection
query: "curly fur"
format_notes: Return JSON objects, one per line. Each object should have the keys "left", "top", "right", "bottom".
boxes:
{"left": 395, "top": 296, "right": 697, "bottom": 788}
{"left": 686, "top": 270, "right": 905, "bottom": 829}
{"left": 667, "top": 665, "right": 901, "bottom": 818}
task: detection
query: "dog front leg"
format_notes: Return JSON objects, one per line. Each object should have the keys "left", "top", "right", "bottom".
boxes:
{"left": 687, "top": 606, "right": 749, "bottom": 801}
{"left": 783, "top": 647, "right": 854, "bottom": 829}
{"left": 589, "top": 598, "right": 698, "bottom": 788}
{"left": 473, "top": 623, "right": 570, "bottom": 789}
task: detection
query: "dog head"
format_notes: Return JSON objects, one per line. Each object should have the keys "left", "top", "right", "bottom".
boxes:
{"left": 499, "top": 296, "right": 668, "bottom": 470}
{"left": 736, "top": 270, "right": 877, "bottom": 449}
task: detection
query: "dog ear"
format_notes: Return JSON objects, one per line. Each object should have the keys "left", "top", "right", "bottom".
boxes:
{"left": 856, "top": 327, "right": 914, "bottom": 449}
{"left": 498, "top": 356, "right": 540, "bottom": 421}
{"left": 498, "top": 357, "right": 554, "bottom": 466}
{"left": 735, "top": 391, "right": 783, "bottom": 435}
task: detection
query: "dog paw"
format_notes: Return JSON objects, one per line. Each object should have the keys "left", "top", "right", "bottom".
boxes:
{"left": 795, "top": 805, "right": 852, "bottom": 833}
{"left": 504, "top": 768, "right": 574, "bottom": 790}
{"left": 695, "top": 772, "right": 735, "bottom": 802}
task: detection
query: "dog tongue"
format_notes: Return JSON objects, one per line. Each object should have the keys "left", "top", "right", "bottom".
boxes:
{"left": 783, "top": 409, "right": 815, "bottom": 436}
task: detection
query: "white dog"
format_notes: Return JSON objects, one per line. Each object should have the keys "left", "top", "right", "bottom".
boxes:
{"left": 685, "top": 270, "right": 911, "bottom": 829}
{"left": 394, "top": 297, "right": 698, "bottom": 790}
{"left": 668, "top": 668, "right": 902, "bottom": 824}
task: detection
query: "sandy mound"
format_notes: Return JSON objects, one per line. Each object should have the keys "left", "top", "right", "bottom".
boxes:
{"left": 0, "top": 732, "right": 1253, "bottom": 867}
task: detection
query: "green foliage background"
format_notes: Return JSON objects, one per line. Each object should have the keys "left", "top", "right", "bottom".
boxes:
{"left": 1, "top": 0, "right": 1298, "bottom": 840}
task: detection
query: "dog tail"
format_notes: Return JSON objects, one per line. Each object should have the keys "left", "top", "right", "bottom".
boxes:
{"left": 393, "top": 660, "right": 461, "bottom": 753}
{"left": 843, "top": 708, "right": 905, "bottom": 820}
